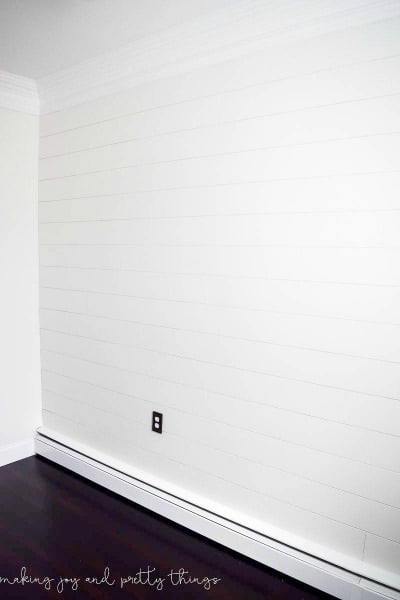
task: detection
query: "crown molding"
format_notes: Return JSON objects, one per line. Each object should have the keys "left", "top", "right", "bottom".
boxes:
{"left": 0, "top": 70, "right": 39, "bottom": 115}
{"left": 38, "top": 0, "right": 400, "bottom": 115}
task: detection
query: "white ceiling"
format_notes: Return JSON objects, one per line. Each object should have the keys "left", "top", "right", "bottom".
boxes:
{"left": 0, "top": 0, "right": 233, "bottom": 79}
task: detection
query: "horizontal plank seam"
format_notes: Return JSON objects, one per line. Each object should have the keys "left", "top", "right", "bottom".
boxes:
{"left": 39, "top": 51, "right": 400, "bottom": 138}
{"left": 39, "top": 130, "right": 400, "bottom": 182}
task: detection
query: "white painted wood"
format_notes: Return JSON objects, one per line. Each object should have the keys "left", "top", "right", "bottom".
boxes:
{"left": 35, "top": 432, "right": 400, "bottom": 597}
{"left": 38, "top": 133, "right": 400, "bottom": 202}
{"left": 39, "top": 92, "right": 400, "bottom": 167}
{"left": 36, "top": 262, "right": 400, "bottom": 304}
{"left": 38, "top": 7, "right": 400, "bottom": 592}
{"left": 363, "top": 536, "right": 400, "bottom": 583}
{"left": 359, "top": 580, "right": 400, "bottom": 600}
{"left": 38, "top": 414, "right": 367, "bottom": 560}
{"left": 39, "top": 348, "right": 400, "bottom": 446}
{"left": 39, "top": 370, "right": 400, "bottom": 501}
{"left": 38, "top": 210, "right": 400, "bottom": 246}
{"left": 40, "top": 332, "right": 400, "bottom": 473}
{"left": 0, "top": 70, "right": 39, "bottom": 114}
{"left": 38, "top": 301, "right": 400, "bottom": 363}
{"left": 39, "top": 325, "right": 400, "bottom": 404}
{"left": 39, "top": 172, "right": 400, "bottom": 217}
{"left": 41, "top": 387, "right": 400, "bottom": 537}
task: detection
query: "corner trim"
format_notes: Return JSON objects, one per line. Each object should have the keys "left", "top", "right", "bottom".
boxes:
{"left": 0, "top": 438, "right": 35, "bottom": 467}
{"left": 35, "top": 431, "right": 400, "bottom": 600}
{"left": 0, "top": 70, "right": 39, "bottom": 114}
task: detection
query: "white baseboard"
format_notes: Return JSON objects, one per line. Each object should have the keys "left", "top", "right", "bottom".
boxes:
{"left": 0, "top": 437, "right": 35, "bottom": 467}
{"left": 34, "top": 432, "right": 400, "bottom": 600}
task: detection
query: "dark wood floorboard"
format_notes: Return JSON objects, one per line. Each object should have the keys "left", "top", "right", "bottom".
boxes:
{"left": 0, "top": 456, "right": 336, "bottom": 599}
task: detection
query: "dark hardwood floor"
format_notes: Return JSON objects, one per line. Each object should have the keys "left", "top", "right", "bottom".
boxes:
{"left": 0, "top": 456, "right": 335, "bottom": 599}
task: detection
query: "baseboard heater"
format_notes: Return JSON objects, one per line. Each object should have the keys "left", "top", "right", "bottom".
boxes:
{"left": 35, "top": 431, "right": 399, "bottom": 600}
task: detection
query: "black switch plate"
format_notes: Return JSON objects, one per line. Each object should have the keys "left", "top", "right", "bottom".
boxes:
{"left": 152, "top": 411, "right": 163, "bottom": 434}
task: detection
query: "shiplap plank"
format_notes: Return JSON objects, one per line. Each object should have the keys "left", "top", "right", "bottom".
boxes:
{"left": 41, "top": 407, "right": 366, "bottom": 562}
{"left": 39, "top": 210, "right": 400, "bottom": 247}
{"left": 39, "top": 292, "right": 400, "bottom": 364}
{"left": 39, "top": 333, "right": 400, "bottom": 472}
{"left": 40, "top": 88, "right": 400, "bottom": 161}
{"left": 39, "top": 173, "right": 400, "bottom": 220}
{"left": 38, "top": 263, "right": 400, "bottom": 324}
{"left": 39, "top": 134, "right": 400, "bottom": 203}
{"left": 38, "top": 266, "right": 400, "bottom": 320}
{"left": 42, "top": 390, "right": 400, "bottom": 543}
{"left": 40, "top": 348, "right": 400, "bottom": 449}
{"left": 41, "top": 369, "right": 400, "bottom": 508}
{"left": 39, "top": 94, "right": 400, "bottom": 176}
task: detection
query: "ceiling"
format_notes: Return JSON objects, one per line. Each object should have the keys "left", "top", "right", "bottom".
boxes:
{"left": 0, "top": 0, "right": 233, "bottom": 80}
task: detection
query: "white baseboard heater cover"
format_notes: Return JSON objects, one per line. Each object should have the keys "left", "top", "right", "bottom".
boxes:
{"left": 35, "top": 431, "right": 400, "bottom": 600}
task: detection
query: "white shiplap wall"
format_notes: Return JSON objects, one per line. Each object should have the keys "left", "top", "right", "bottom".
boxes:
{"left": 38, "top": 15, "right": 400, "bottom": 587}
